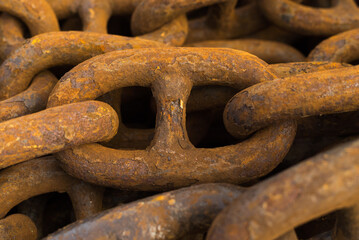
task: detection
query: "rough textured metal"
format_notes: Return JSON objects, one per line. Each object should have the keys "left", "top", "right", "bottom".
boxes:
{"left": 0, "top": 71, "right": 57, "bottom": 122}
{"left": 0, "top": 214, "right": 37, "bottom": 240}
{"left": 46, "top": 0, "right": 188, "bottom": 46}
{"left": 187, "top": 39, "right": 305, "bottom": 63}
{"left": 258, "top": 0, "right": 359, "bottom": 36}
{"left": 224, "top": 65, "right": 359, "bottom": 138}
{"left": 0, "top": 156, "right": 103, "bottom": 220}
{"left": 0, "top": 0, "right": 59, "bottom": 35}
{"left": 0, "top": 101, "right": 119, "bottom": 168}
{"left": 0, "top": 13, "right": 58, "bottom": 122}
{"left": 207, "top": 137, "right": 359, "bottom": 240}
{"left": 308, "top": 28, "right": 359, "bottom": 62}
{"left": 186, "top": 61, "right": 348, "bottom": 112}
{"left": 0, "top": 31, "right": 163, "bottom": 100}
{"left": 44, "top": 184, "right": 243, "bottom": 239}
{"left": 132, "top": 0, "right": 267, "bottom": 42}
{"left": 47, "top": 48, "right": 296, "bottom": 190}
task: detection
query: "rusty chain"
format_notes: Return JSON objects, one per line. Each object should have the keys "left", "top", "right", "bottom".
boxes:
{"left": 1, "top": 0, "right": 359, "bottom": 239}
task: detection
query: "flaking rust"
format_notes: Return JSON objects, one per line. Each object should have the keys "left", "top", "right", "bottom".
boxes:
{"left": 0, "top": 101, "right": 119, "bottom": 168}
{"left": 47, "top": 47, "right": 296, "bottom": 190}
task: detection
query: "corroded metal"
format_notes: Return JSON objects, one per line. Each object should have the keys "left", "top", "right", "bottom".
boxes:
{"left": 224, "top": 65, "right": 359, "bottom": 138}
{"left": 0, "top": 31, "right": 163, "bottom": 100}
{"left": 187, "top": 39, "right": 305, "bottom": 63}
{"left": 0, "top": 13, "right": 58, "bottom": 122}
{"left": 45, "top": 184, "right": 244, "bottom": 239}
{"left": 258, "top": 0, "right": 359, "bottom": 36}
{"left": 47, "top": 48, "right": 296, "bottom": 190}
{"left": 132, "top": 0, "right": 267, "bottom": 43}
{"left": 0, "top": 0, "right": 59, "bottom": 35}
{"left": 0, "top": 101, "right": 118, "bottom": 168}
{"left": 207, "top": 137, "right": 359, "bottom": 240}
{"left": 0, "top": 156, "right": 103, "bottom": 220}
{"left": 46, "top": 0, "right": 188, "bottom": 46}
{"left": 308, "top": 28, "right": 359, "bottom": 62}
{"left": 0, "top": 214, "right": 37, "bottom": 240}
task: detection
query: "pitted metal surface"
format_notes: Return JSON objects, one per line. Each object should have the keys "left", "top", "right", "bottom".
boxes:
{"left": 1, "top": 0, "right": 359, "bottom": 239}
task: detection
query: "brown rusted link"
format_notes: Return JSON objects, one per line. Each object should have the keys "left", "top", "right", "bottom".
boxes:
{"left": 0, "top": 100, "right": 119, "bottom": 169}
{"left": 0, "top": 14, "right": 59, "bottom": 122}
{"left": 207, "top": 137, "right": 359, "bottom": 240}
{"left": 47, "top": 0, "right": 140, "bottom": 19}
{"left": 139, "top": 15, "right": 189, "bottom": 47}
{"left": 0, "top": 13, "right": 24, "bottom": 60}
{"left": 0, "top": 0, "right": 59, "bottom": 35}
{"left": 258, "top": 0, "right": 359, "bottom": 36}
{"left": 187, "top": 39, "right": 305, "bottom": 63}
{"left": 47, "top": 48, "right": 296, "bottom": 190}
{"left": 186, "top": 62, "right": 348, "bottom": 113}
{"left": 0, "top": 31, "right": 163, "bottom": 100}
{"left": 44, "top": 183, "right": 244, "bottom": 240}
{"left": 132, "top": 0, "right": 267, "bottom": 42}
{"left": 0, "top": 71, "right": 57, "bottom": 122}
{"left": 47, "top": 0, "right": 187, "bottom": 46}
{"left": 268, "top": 61, "right": 350, "bottom": 78}
{"left": 308, "top": 28, "right": 359, "bottom": 62}
{"left": 224, "top": 65, "right": 359, "bottom": 138}
{"left": 0, "top": 156, "right": 103, "bottom": 220}
{"left": 0, "top": 214, "right": 37, "bottom": 240}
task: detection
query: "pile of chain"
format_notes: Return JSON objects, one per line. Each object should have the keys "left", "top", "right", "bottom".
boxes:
{"left": 1, "top": 0, "right": 359, "bottom": 239}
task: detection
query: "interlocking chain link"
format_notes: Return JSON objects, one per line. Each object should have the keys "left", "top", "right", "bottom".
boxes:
{"left": 1, "top": 0, "right": 359, "bottom": 239}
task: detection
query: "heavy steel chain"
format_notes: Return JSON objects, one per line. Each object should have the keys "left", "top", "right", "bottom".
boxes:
{"left": 1, "top": 0, "right": 359, "bottom": 239}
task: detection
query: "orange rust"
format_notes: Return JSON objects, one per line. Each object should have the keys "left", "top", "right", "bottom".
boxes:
{"left": 0, "top": 101, "right": 119, "bottom": 168}
{"left": 47, "top": 48, "right": 296, "bottom": 190}
{"left": 0, "top": 71, "right": 57, "bottom": 122}
{"left": 187, "top": 38, "right": 305, "bottom": 63}
{"left": 132, "top": 0, "right": 267, "bottom": 43}
{"left": 0, "top": 156, "right": 103, "bottom": 220}
{"left": 47, "top": 0, "right": 188, "bottom": 46}
{"left": 208, "top": 137, "right": 359, "bottom": 240}
{"left": 224, "top": 65, "right": 359, "bottom": 138}
{"left": 308, "top": 28, "right": 359, "bottom": 62}
{"left": 0, "top": 31, "right": 164, "bottom": 100}
{"left": 0, "top": 0, "right": 59, "bottom": 35}
{"left": 0, "top": 10, "right": 59, "bottom": 122}
{"left": 0, "top": 214, "right": 37, "bottom": 240}
{"left": 258, "top": 0, "right": 359, "bottom": 36}
{"left": 0, "top": 13, "right": 24, "bottom": 60}
{"left": 44, "top": 184, "right": 244, "bottom": 239}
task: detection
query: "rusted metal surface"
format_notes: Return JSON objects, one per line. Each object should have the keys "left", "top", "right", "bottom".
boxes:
{"left": 224, "top": 65, "right": 359, "bottom": 138}
{"left": 0, "top": 156, "right": 103, "bottom": 220}
{"left": 207, "top": 137, "right": 359, "bottom": 240}
{"left": 0, "top": 0, "right": 59, "bottom": 35}
{"left": 0, "top": 214, "right": 37, "bottom": 240}
{"left": 258, "top": 0, "right": 359, "bottom": 36}
{"left": 0, "top": 72, "right": 57, "bottom": 122}
{"left": 0, "top": 13, "right": 59, "bottom": 122}
{"left": 46, "top": 0, "right": 188, "bottom": 46}
{"left": 187, "top": 39, "right": 305, "bottom": 63}
{"left": 0, "top": 31, "right": 163, "bottom": 100}
{"left": 47, "top": 48, "right": 296, "bottom": 190}
{"left": 0, "top": 13, "right": 24, "bottom": 59}
{"left": 132, "top": 0, "right": 267, "bottom": 43}
{"left": 186, "top": 61, "right": 348, "bottom": 113}
{"left": 2, "top": 0, "right": 359, "bottom": 238}
{"left": 308, "top": 28, "right": 359, "bottom": 62}
{"left": 0, "top": 101, "right": 118, "bottom": 168}
{"left": 45, "top": 183, "right": 244, "bottom": 239}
